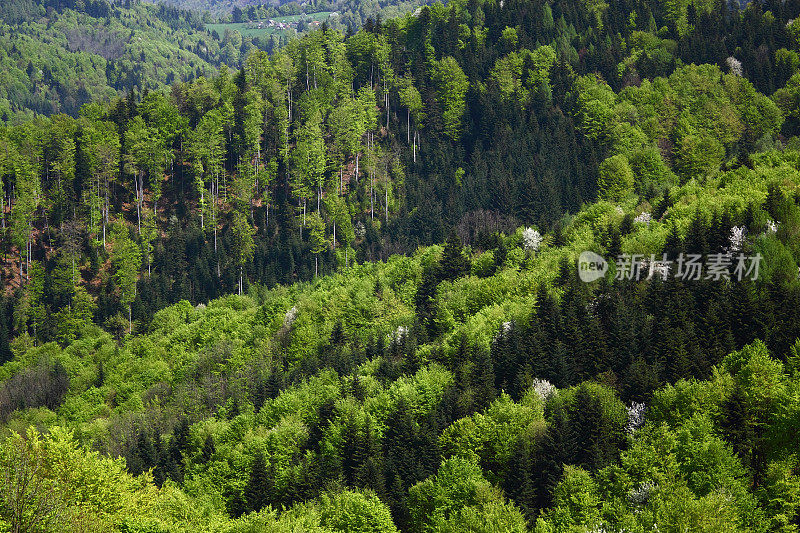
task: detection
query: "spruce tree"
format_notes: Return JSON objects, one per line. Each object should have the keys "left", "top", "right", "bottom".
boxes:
{"left": 245, "top": 450, "right": 272, "bottom": 513}
{"left": 201, "top": 434, "right": 215, "bottom": 463}
{"left": 439, "top": 232, "right": 470, "bottom": 281}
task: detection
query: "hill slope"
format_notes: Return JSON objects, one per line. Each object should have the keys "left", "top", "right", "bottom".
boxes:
{"left": 2, "top": 0, "right": 800, "bottom": 528}
{"left": 2, "top": 140, "right": 800, "bottom": 529}
{"left": 0, "top": 0, "right": 229, "bottom": 117}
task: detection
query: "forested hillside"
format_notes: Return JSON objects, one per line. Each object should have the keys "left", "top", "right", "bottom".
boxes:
{"left": 3, "top": 0, "right": 800, "bottom": 529}
{"left": 3, "top": 151, "right": 800, "bottom": 530}
{"left": 0, "top": 0, "right": 228, "bottom": 117}
{"left": 1, "top": 0, "right": 797, "bottom": 342}
{"left": 0, "top": 0, "right": 434, "bottom": 119}
{"left": 157, "top": 0, "right": 438, "bottom": 31}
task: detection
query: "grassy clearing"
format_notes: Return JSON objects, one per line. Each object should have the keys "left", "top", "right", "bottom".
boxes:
{"left": 206, "top": 12, "right": 333, "bottom": 37}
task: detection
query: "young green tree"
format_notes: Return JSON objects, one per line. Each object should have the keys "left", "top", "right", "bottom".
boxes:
{"left": 110, "top": 223, "right": 142, "bottom": 334}
{"left": 187, "top": 109, "right": 225, "bottom": 251}
{"left": 291, "top": 110, "right": 327, "bottom": 220}
{"left": 316, "top": 490, "right": 398, "bottom": 533}
{"left": 397, "top": 74, "right": 423, "bottom": 146}
{"left": 432, "top": 56, "right": 469, "bottom": 140}
{"left": 307, "top": 211, "right": 328, "bottom": 277}
{"left": 54, "top": 285, "right": 97, "bottom": 346}
{"left": 124, "top": 116, "right": 149, "bottom": 235}
{"left": 0, "top": 429, "right": 65, "bottom": 533}
{"left": 26, "top": 260, "right": 46, "bottom": 341}
{"left": 46, "top": 115, "right": 77, "bottom": 226}
{"left": 597, "top": 154, "right": 635, "bottom": 201}
{"left": 231, "top": 210, "right": 255, "bottom": 295}
{"left": 10, "top": 156, "right": 40, "bottom": 285}
{"left": 80, "top": 120, "right": 120, "bottom": 247}
{"left": 408, "top": 457, "right": 527, "bottom": 532}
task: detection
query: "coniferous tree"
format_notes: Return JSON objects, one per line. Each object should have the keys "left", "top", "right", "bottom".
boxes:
{"left": 245, "top": 450, "right": 272, "bottom": 513}
{"left": 439, "top": 232, "right": 470, "bottom": 281}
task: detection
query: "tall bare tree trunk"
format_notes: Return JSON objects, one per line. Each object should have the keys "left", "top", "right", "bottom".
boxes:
{"left": 136, "top": 172, "right": 141, "bottom": 235}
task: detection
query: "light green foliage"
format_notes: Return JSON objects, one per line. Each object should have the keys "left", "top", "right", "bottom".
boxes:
{"left": 315, "top": 490, "right": 398, "bottom": 532}
{"left": 675, "top": 128, "right": 726, "bottom": 179}
{"left": 110, "top": 223, "right": 142, "bottom": 319}
{"left": 54, "top": 286, "right": 98, "bottom": 346}
{"left": 222, "top": 489, "right": 396, "bottom": 532}
{"left": 648, "top": 375, "right": 734, "bottom": 427}
{"left": 541, "top": 465, "right": 601, "bottom": 531}
{"left": 79, "top": 118, "right": 119, "bottom": 244}
{"left": 492, "top": 52, "right": 528, "bottom": 101}
{"left": 759, "top": 458, "right": 800, "bottom": 532}
{"left": 439, "top": 393, "right": 545, "bottom": 476}
{"left": 598, "top": 154, "right": 635, "bottom": 201}
{"left": 258, "top": 370, "right": 342, "bottom": 427}
{"left": 470, "top": 250, "right": 496, "bottom": 277}
{"left": 500, "top": 26, "right": 518, "bottom": 49}
{"left": 539, "top": 415, "right": 759, "bottom": 532}
{"left": 188, "top": 106, "right": 225, "bottom": 226}
{"left": 397, "top": 74, "right": 424, "bottom": 126}
{"left": 307, "top": 211, "right": 328, "bottom": 253}
{"left": 4, "top": 15, "right": 800, "bottom": 528}
{"left": 491, "top": 46, "right": 555, "bottom": 107}
{"left": 721, "top": 340, "right": 789, "bottom": 445}
{"left": 366, "top": 364, "right": 454, "bottom": 429}
{"left": 292, "top": 111, "right": 327, "bottom": 211}
{"left": 628, "top": 146, "right": 678, "bottom": 196}
{"left": 659, "top": 0, "right": 716, "bottom": 36}
{"left": 538, "top": 341, "right": 800, "bottom": 533}
{"left": 753, "top": 235, "right": 799, "bottom": 289}
{"left": 231, "top": 210, "right": 255, "bottom": 293}
{"left": 2, "top": 142, "right": 800, "bottom": 532}
{"left": 324, "top": 194, "right": 353, "bottom": 250}
{"left": 576, "top": 74, "right": 617, "bottom": 143}
{"left": 0, "top": 427, "right": 159, "bottom": 532}
{"left": 580, "top": 64, "right": 783, "bottom": 190}
{"left": 774, "top": 73, "right": 800, "bottom": 121}
{"left": 9, "top": 143, "right": 40, "bottom": 271}
{"left": 432, "top": 56, "right": 469, "bottom": 140}
{"left": 408, "top": 457, "right": 527, "bottom": 533}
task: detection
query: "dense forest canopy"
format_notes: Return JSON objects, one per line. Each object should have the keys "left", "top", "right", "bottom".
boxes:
{"left": 0, "top": 0, "right": 227, "bottom": 117}
{"left": 3, "top": 0, "right": 800, "bottom": 530}
{"left": 0, "top": 0, "right": 397, "bottom": 118}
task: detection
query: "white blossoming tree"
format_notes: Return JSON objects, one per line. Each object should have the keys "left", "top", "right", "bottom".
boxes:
{"left": 634, "top": 212, "right": 652, "bottom": 226}
{"left": 522, "top": 227, "right": 543, "bottom": 252}
{"left": 531, "top": 378, "right": 556, "bottom": 401}
{"left": 625, "top": 402, "right": 646, "bottom": 434}
{"left": 728, "top": 226, "right": 746, "bottom": 253}
{"left": 726, "top": 56, "right": 743, "bottom": 76}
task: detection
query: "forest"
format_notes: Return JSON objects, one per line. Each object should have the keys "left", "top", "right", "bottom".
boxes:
{"left": 2, "top": 0, "right": 800, "bottom": 530}
{"left": 161, "top": 0, "right": 442, "bottom": 33}
{"left": 0, "top": 0, "right": 380, "bottom": 119}
{"left": 0, "top": 0, "right": 229, "bottom": 117}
